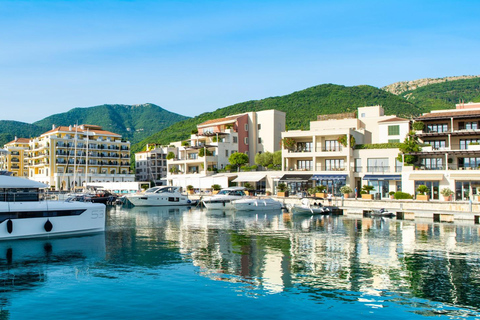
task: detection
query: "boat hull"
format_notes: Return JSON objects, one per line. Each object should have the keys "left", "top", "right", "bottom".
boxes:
{"left": 290, "top": 205, "right": 329, "bottom": 215}
{"left": 232, "top": 198, "right": 283, "bottom": 211}
{"left": 127, "top": 194, "right": 191, "bottom": 206}
{"left": 0, "top": 201, "right": 106, "bottom": 240}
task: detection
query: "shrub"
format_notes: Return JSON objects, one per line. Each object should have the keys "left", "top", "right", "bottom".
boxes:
{"left": 339, "top": 185, "right": 353, "bottom": 194}
{"left": 211, "top": 184, "right": 222, "bottom": 191}
{"left": 361, "top": 185, "right": 375, "bottom": 194}
{"left": 314, "top": 185, "right": 327, "bottom": 193}
{"left": 276, "top": 183, "right": 288, "bottom": 192}
{"left": 389, "top": 191, "right": 395, "bottom": 196}
{"left": 186, "top": 185, "right": 194, "bottom": 191}
{"left": 412, "top": 121, "right": 425, "bottom": 131}
{"left": 394, "top": 191, "right": 413, "bottom": 199}
{"left": 416, "top": 185, "right": 429, "bottom": 195}
{"left": 440, "top": 188, "right": 454, "bottom": 196}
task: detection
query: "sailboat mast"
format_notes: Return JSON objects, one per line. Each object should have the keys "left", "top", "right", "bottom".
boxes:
{"left": 73, "top": 124, "right": 78, "bottom": 191}
{"left": 86, "top": 128, "right": 89, "bottom": 188}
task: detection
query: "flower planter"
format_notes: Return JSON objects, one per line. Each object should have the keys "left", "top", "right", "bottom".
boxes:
{"left": 443, "top": 196, "right": 451, "bottom": 201}
{"left": 212, "top": 190, "right": 220, "bottom": 195}
{"left": 343, "top": 193, "right": 349, "bottom": 199}
{"left": 361, "top": 194, "right": 374, "bottom": 200}
{"left": 277, "top": 191, "right": 289, "bottom": 197}
{"left": 188, "top": 190, "right": 194, "bottom": 195}
{"left": 315, "top": 192, "right": 326, "bottom": 198}
{"left": 416, "top": 194, "right": 430, "bottom": 201}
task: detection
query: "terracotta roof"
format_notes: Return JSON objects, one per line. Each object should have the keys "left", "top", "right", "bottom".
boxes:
{"left": 417, "top": 109, "right": 480, "bottom": 120}
{"left": 378, "top": 117, "right": 409, "bottom": 123}
{"left": 197, "top": 115, "right": 240, "bottom": 127}
{"left": 5, "top": 138, "right": 30, "bottom": 145}
{"left": 41, "top": 125, "right": 121, "bottom": 137}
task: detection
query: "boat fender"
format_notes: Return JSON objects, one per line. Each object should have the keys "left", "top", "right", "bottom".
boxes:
{"left": 6, "top": 219, "right": 13, "bottom": 234}
{"left": 44, "top": 219, "right": 53, "bottom": 232}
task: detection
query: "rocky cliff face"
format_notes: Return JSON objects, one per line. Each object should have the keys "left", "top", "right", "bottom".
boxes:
{"left": 382, "top": 75, "right": 480, "bottom": 95}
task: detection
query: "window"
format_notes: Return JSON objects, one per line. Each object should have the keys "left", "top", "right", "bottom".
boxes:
{"left": 367, "top": 158, "right": 389, "bottom": 172}
{"left": 388, "top": 125, "right": 400, "bottom": 136}
{"left": 297, "top": 160, "right": 312, "bottom": 170}
{"left": 325, "top": 159, "right": 344, "bottom": 170}
{"left": 233, "top": 136, "right": 238, "bottom": 143}
{"left": 460, "top": 139, "right": 480, "bottom": 150}
{"left": 388, "top": 139, "right": 400, "bottom": 143}
{"left": 426, "top": 123, "right": 448, "bottom": 133}
{"left": 325, "top": 140, "right": 340, "bottom": 151}
{"left": 225, "top": 150, "right": 229, "bottom": 157}
{"left": 354, "top": 158, "right": 362, "bottom": 173}
{"left": 258, "top": 124, "right": 261, "bottom": 130}
{"left": 244, "top": 137, "right": 248, "bottom": 145}
{"left": 421, "top": 158, "right": 443, "bottom": 170}
{"left": 258, "top": 138, "right": 262, "bottom": 144}
{"left": 424, "top": 140, "right": 446, "bottom": 150}
{"left": 244, "top": 124, "right": 248, "bottom": 131}
{"left": 361, "top": 113, "right": 366, "bottom": 118}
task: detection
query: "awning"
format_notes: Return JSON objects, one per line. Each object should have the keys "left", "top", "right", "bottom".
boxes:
{"left": 232, "top": 174, "right": 266, "bottom": 183}
{"left": 408, "top": 173, "right": 444, "bottom": 181}
{"left": 363, "top": 174, "right": 401, "bottom": 181}
{"left": 279, "top": 174, "right": 312, "bottom": 182}
{"left": 311, "top": 174, "right": 347, "bottom": 181}
{"left": 449, "top": 173, "right": 480, "bottom": 181}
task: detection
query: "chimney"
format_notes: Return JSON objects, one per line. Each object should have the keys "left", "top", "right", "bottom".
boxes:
{"left": 69, "top": 125, "right": 72, "bottom": 131}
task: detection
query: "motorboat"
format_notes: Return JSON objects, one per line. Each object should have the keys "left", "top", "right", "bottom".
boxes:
{"left": 232, "top": 197, "right": 283, "bottom": 211}
{"left": 126, "top": 186, "right": 192, "bottom": 206}
{"left": 0, "top": 175, "right": 106, "bottom": 240}
{"left": 202, "top": 187, "right": 247, "bottom": 210}
{"left": 288, "top": 198, "right": 330, "bottom": 215}
{"left": 363, "top": 208, "right": 395, "bottom": 218}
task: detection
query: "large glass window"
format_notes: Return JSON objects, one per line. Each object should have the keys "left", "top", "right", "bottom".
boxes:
{"left": 458, "top": 121, "right": 478, "bottom": 130}
{"left": 367, "top": 158, "right": 389, "bottom": 173}
{"left": 297, "top": 160, "right": 313, "bottom": 170}
{"left": 426, "top": 123, "right": 448, "bottom": 133}
{"left": 388, "top": 125, "right": 400, "bottom": 135}
{"left": 421, "top": 157, "right": 444, "bottom": 170}
{"left": 460, "top": 139, "right": 480, "bottom": 150}
{"left": 325, "top": 140, "right": 341, "bottom": 151}
{"left": 296, "top": 142, "right": 312, "bottom": 152}
{"left": 458, "top": 157, "right": 480, "bottom": 169}
{"left": 354, "top": 158, "right": 362, "bottom": 173}
{"left": 414, "top": 180, "right": 439, "bottom": 200}
{"left": 424, "top": 140, "right": 446, "bottom": 150}
{"left": 325, "top": 159, "right": 344, "bottom": 171}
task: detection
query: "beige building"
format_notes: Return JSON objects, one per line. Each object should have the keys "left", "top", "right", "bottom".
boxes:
{"left": 28, "top": 124, "right": 134, "bottom": 190}
{"left": 135, "top": 144, "right": 175, "bottom": 185}
{"left": 280, "top": 106, "right": 410, "bottom": 197}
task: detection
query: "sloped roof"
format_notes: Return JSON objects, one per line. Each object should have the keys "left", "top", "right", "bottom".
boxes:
{"left": 378, "top": 117, "right": 409, "bottom": 123}
{"left": 197, "top": 115, "right": 240, "bottom": 127}
{"left": 5, "top": 138, "right": 30, "bottom": 145}
{"left": 417, "top": 109, "right": 480, "bottom": 120}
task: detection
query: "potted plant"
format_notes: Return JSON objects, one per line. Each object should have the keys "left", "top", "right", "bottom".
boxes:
{"left": 211, "top": 184, "right": 222, "bottom": 194}
{"left": 416, "top": 185, "right": 430, "bottom": 201}
{"left": 186, "top": 185, "right": 194, "bottom": 195}
{"left": 339, "top": 185, "right": 353, "bottom": 198}
{"left": 361, "top": 185, "right": 375, "bottom": 200}
{"left": 389, "top": 191, "right": 395, "bottom": 199}
{"left": 276, "top": 183, "right": 289, "bottom": 197}
{"left": 244, "top": 182, "right": 254, "bottom": 196}
{"left": 440, "top": 187, "right": 454, "bottom": 201}
{"left": 307, "top": 187, "right": 316, "bottom": 196}
{"left": 314, "top": 185, "right": 327, "bottom": 198}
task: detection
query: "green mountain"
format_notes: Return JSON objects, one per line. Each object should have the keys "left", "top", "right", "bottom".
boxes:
{"left": 398, "top": 78, "right": 480, "bottom": 111}
{"left": 0, "top": 121, "right": 43, "bottom": 147}
{"left": 0, "top": 104, "right": 189, "bottom": 147}
{"left": 132, "top": 84, "right": 421, "bottom": 153}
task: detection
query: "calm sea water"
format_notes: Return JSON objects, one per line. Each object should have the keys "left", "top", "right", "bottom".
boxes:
{"left": 1, "top": 206, "right": 480, "bottom": 320}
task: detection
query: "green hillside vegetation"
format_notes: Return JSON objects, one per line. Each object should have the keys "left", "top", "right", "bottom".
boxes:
{"left": 401, "top": 78, "right": 480, "bottom": 111}
{"left": 133, "top": 84, "right": 420, "bottom": 153}
{"left": 0, "top": 121, "right": 43, "bottom": 147}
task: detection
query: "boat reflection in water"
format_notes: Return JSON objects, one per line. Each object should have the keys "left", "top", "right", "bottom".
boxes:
{"left": 3, "top": 205, "right": 480, "bottom": 319}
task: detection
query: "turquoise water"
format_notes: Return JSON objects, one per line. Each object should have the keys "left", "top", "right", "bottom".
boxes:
{"left": 1, "top": 206, "right": 480, "bottom": 319}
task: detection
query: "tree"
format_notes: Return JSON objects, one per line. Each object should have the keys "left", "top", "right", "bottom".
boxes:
{"left": 229, "top": 152, "right": 249, "bottom": 170}
{"left": 397, "top": 130, "right": 421, "bottom": 164}
{"left": 254, "top": 151, "right": 273, "bottom": 167}
{"left": 166, "top": 151, "right": 175, "bottom": 160}
{"left": 273, "top": 150, "right": 282, "bottom": 167}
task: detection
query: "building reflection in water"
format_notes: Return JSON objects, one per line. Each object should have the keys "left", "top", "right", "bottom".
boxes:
{"left": 122, "top": 206, "right": 480, "bottom": 310}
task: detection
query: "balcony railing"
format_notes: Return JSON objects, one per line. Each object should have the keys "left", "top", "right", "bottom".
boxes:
{"left": 367, "top": 166, "right": 390, "bottom": 173}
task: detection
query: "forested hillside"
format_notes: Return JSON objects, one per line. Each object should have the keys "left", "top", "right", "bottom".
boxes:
{"left": 132, "top": 84, "right": 420, "bottom": 153}
{"left": 0, "top": 104, "right": 189, "bottom": 147}
{"left": 400, "top": 78, "right": 480, "bottom": 111}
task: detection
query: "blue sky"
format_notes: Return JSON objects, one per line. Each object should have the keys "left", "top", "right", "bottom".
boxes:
{"left": 1, "top": 0, "right": 479, "bottom": 123}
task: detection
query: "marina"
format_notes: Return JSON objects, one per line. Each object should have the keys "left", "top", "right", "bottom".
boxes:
{"left": 1, "top": 204, "right": 480, "bottom": 319}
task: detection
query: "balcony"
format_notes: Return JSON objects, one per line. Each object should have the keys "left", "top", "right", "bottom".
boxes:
{"left": 366, "top": 166, "right": 391, "bottom": 173}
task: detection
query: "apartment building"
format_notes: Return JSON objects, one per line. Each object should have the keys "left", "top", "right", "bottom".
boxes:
{"left": 135, "top": 144, "right": 174, "bottom": 185}
{"left": 402, "top": 102, "right": 480, "bottom": 201}
{"left": 28, "top": 124, "right": 133, "bottom": 190}
{"left": 166, "top": 109, "right": 286, "bottom": 189}
{"left": 0, "top": 137, "right": 30, "bottom": 177}
{"left": 280, "top": 106, "right": 410, "bottom": 198}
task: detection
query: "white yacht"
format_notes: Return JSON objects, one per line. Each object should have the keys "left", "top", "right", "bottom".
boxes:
{"left": 126, "top": 186, "right": 192, "bottom": 206}
{"left": 202, "top": 187, "right": 247, "bottom": 210}
{"left": 0, "top": 175, "right": 106, "bottom": 240}
{"left": 232, "top": 197, "right": 283, "bottom": 211}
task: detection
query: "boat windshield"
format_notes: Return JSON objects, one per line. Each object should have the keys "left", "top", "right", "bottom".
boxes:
{"left": 144, "top": 187, "right": 161, "bottom": 193}
{"left": 217, "top": 189, "right": 245, "bottom": 196}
